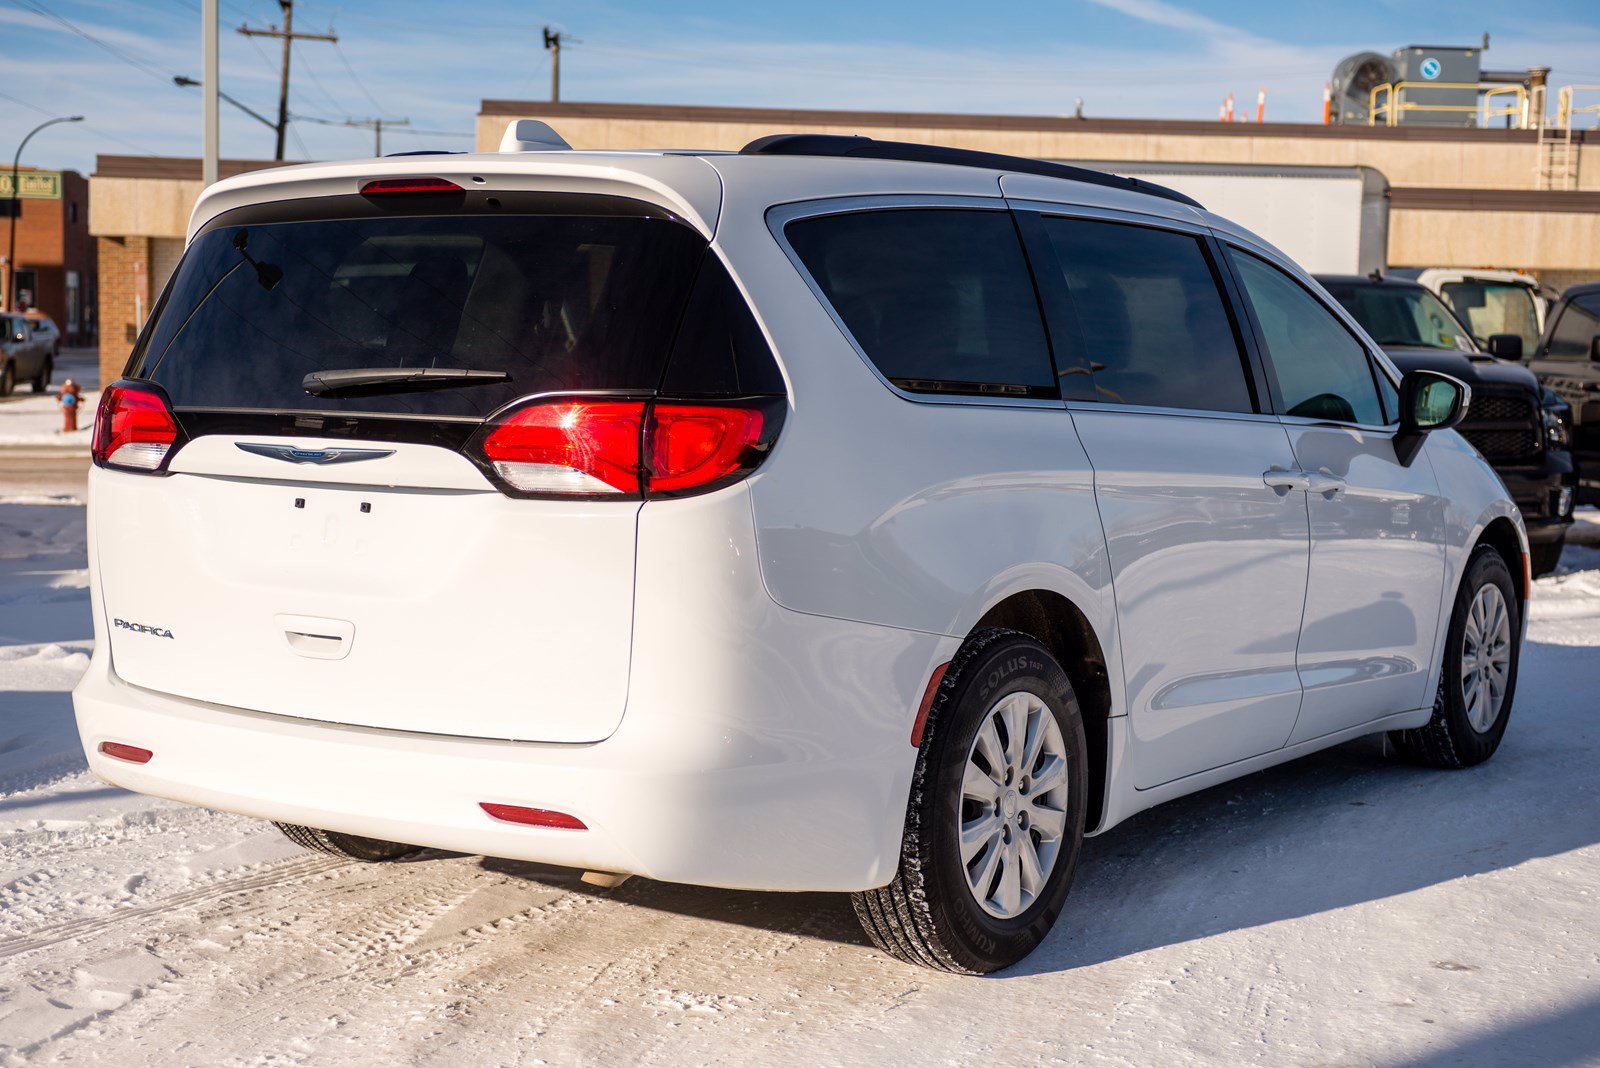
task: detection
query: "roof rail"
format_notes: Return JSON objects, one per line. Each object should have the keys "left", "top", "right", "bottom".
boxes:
{"left": 740, "top": 133, "right": 1203, "bottom": 209}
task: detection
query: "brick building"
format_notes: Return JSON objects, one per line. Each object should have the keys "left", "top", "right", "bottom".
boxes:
{"left": 90, "top": 156, "right": 288, "bottom": 385}
{"left": 3, "top": 166, "right": 95, "bottom": 345}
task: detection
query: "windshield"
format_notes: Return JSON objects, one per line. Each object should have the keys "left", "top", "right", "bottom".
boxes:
{"left": 1325, "top": 284, "right": 1475, "bottom": 352}
{"left": 128, "top": 199, "right": 710, "bottom": 417}
{"left": 1439, "top": 280, "right": 1541, "bottom": 352}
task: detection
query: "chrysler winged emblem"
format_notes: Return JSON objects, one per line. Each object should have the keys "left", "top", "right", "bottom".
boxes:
{"left": 236, "top": 443, "right": 396, "bottom": 465}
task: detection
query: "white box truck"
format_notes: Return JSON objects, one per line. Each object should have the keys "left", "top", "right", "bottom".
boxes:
{"left": 1073, "top": 162, "right": 1390, "bottom": 277}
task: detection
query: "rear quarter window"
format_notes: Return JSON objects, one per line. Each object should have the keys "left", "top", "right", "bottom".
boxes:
{"left": 784, "top": 208, "right": 1057, "bottom": 398}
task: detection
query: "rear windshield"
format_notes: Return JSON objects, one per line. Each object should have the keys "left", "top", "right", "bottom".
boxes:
{"left": 129, "top": 195, "right": 777, "bottom": 417}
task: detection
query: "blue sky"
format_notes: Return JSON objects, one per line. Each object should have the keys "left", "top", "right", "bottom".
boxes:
{"left": 4, "top": 0, "right": 1600, "bottom": 174}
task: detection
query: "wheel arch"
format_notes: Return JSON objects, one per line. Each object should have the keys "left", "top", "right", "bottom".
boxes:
{"left": 1475, "top": 515, "right": 1528, "bottom": 604}
{"left": 970, "top": 588, "right": 1114, "bottom": 833}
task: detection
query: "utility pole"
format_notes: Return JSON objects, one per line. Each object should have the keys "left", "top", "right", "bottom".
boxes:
{"left": 543, "top": 26, "right": 562, "bottom": 102}
{"left": 347, "top": 117, "right": 409, "bottom": 156}
{"left": 239, "top": 1, "right": 337, "bottom": 160}
{"left": 202, "top": 0, "right": 218, "bottom": 186}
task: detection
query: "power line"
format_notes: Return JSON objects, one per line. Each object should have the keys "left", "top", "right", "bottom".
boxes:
{"left": 0, "top": 87, "right": 160, "bottom": 156}
{"left": 6, "top": 0, "right": 176, "bottom": 85}
{"left": 330, "top": 40, "right": 386, "bottom": 114}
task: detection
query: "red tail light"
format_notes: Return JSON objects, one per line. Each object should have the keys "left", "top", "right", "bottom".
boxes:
{"left": 474, "top": 397, "right": 779, "bottom": 499}
{"left": 479, "top": 802, "right": 587, "bottom": 830}
{"left": 648, "top": 405, "right": 766, "bottom": 494}
{"left": 360, "top": 177, "right": 463, "bottom": 196}
{"left": 481, "top": 400, "right": 646, "bottom": 495}
{"left": 92, "top": 384, "right": 178, "bottom": 472}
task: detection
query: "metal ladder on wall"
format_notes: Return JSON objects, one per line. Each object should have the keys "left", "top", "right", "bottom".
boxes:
{"left": 1537, "top": 124, "right": 1579, "bottom": 190}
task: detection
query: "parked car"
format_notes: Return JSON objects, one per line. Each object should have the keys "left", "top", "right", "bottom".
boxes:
{"left": 0, "top": 311, "right": 53, "bottom": 395}
{"left": 1316, "top": 274, "right": 1574, "bottom": 576}
{"left": 76, "top": 128, "right": 1528, "bottom": 974}
{"left": 1393, "top": 267, "right": 1548, "bottom": 356}
{"left": 24, "top": 312, "right": 62, "bottom": 360}
{"left": 1527, "top": 282, "right": 1600, "bottom": 508}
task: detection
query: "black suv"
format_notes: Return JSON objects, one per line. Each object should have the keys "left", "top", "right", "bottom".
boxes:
{"left": 1317, "top": 274, "right": 1576, "bottom": 575}
{"left": 1527, "top": 282, "right": 1600, "bottom": 508}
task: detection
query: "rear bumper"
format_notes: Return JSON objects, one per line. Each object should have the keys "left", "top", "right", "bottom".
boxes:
{"left": 75, "top": 484, "right": 951, "bottom": 893}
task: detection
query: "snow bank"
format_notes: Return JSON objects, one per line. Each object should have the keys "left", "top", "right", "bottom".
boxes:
{"left": 0, "top": 503, "right": 1596, "bottom": 1065}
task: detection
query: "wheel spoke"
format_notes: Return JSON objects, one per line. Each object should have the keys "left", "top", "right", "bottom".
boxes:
{"left": 996, "top": 843, "right": 1022, "bottom": 915}
{"left": 1017, "top": 832, "right": 1046, "bottom": 895}
{"left": 973, "top": 718, "right": 1006, "bottom": 779}
{"left": 1028, "top": 755, "right": 1069, "bottom": 799}
{"left": 960, "top": 814, "right": 1001, "bottom": 864}
{"left": 963, "top": 761, "right": 1001, "bottom": 804}
{"left": 967, "top": 833, "right": 1003, "bottom": 895}
{"left": 1020, "top": 711, "right": 1048, "bottom": 777}
{"left": 1000, "top": 695, "right": 1028, "bottom": 774}
{"left": 1028, "top": 801, "right": 1067, "bottom": 840}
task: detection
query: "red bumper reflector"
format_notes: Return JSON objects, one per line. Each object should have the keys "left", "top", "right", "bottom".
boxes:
{"left": 479, "top": 802, "right": 587, "bottom": 830}
{"left": 99, "top": 741, "right": 153, "bottom": 764}
{"left": 910, "top": 662, "right": 951, "bottom": 747}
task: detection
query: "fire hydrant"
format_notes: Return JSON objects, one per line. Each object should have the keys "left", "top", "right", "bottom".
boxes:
{"left": 59, "top": 378, "right": 82, "bottom": 433}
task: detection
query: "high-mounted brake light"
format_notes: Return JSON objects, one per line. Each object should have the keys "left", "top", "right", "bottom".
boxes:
{"left": 359, "top": 177, "right": 463, "bottom": 196}
{"left": 92, "top": 384, "right": 178, "bottom": 472}
{"left": 474, "top": 397, "right": 779, "bottom": 499}
{"left": 480, "top": 802, "right": 587, "bottom": 830}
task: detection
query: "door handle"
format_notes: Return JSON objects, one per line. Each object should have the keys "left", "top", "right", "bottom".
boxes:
{"left": 1262, "top": 468, "right": 1311, "bottom": 494}
{"left": 1306, "top": 470, "right": 1346, "bottom": 499}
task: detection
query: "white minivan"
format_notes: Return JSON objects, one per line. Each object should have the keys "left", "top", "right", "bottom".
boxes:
{"left": 76, "top": 124, "right": 1526, "bottom": 973}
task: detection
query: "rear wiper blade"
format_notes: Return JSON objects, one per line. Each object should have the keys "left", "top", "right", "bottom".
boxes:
{"left": 302, "top": 367, "right": 511, "bottom": 398}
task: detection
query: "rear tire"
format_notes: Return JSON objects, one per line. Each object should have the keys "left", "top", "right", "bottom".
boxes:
{"left": 273, "top": 822, "right": 421, "bottom": 862}
{"left": 1390, "top": 545, "right": 1520, "bottom": 769}
{"left": 30, "top": 357, "right": 52, "bottom": 393}
{"left": 1529, "top": 540, "right": 1563, "bottom": 578}
{"left": 852, "top": 628, "right": 1087, "bottom": 973}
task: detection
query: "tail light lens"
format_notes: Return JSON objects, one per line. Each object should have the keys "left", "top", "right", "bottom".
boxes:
{"left": 481, "top": 400, "right": 645, "bottom": 494}
{"left": 92, "top": 383, "right": 179, "bottom": 472}
{"left": 472, "top": 396, "right": 780, "bottom": 499}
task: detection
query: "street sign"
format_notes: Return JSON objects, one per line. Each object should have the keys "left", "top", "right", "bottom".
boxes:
{"left": 0, "top": 171, "right": 63, "bottom": 199}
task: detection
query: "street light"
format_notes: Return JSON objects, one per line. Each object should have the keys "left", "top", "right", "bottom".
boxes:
{"left": 173, "top": 76, "right": 278, "bottom": 131}
{"left": 7, "top": 115, "right": 84, "bottom": 312}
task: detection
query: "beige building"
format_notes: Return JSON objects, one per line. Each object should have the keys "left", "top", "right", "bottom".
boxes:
{"left": 88, "top": 100, "right": 1600, "bottom": 379}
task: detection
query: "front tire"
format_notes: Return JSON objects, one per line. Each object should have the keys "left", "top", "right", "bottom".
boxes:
{"left": 0, "top": 361, "right": 13, "bottom": 397}
{"left": 274, "top": 822, "right": 421, "bottom": 862}
{"left": 852, "top": 629, "right": 1088, "bottom": 973}
{"left": 1390, "top": 545, "right": 1520, "bottom": 768}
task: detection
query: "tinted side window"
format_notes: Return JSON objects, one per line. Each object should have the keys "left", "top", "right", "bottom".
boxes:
{"left": 1038, "top": 217, "right": 1254, "bottom": 413}
{"left": 785, "top": 209, "right": 1056, "bottom": 397}
{"left": 1546, "top": 295, "right": 1600, "bottom": 361}
{"left": 1231, "top": 251, "right": 1385, "bottom": 425}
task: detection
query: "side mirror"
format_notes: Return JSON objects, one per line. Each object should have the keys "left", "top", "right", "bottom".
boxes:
{"left": 1486, "top": 333, "right": 1523, "bottom": 360}
{"left": 1395, "top": 370, "right": 1469, "bottom": 466}
{"left": 11, "top": 332, "right": 24, "bottom": 344}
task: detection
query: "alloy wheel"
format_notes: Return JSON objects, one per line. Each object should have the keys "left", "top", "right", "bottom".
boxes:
{"left": 1460, "top": 583, "right": 1512, "bottom": 732}
{"left": 959, "top": 690, "right": 1070, "bottom": 919}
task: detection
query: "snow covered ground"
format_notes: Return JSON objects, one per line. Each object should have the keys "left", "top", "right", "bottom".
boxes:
{"left": 0, "top": 501, "right": 1597, "bottom": 1066}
